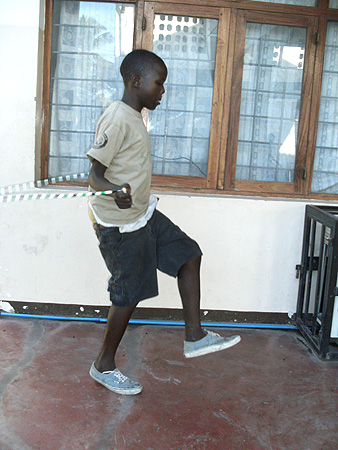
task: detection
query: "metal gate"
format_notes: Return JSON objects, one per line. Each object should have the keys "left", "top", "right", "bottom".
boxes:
{"left": 296, "top": 205, "right": 338, "bottom": 360}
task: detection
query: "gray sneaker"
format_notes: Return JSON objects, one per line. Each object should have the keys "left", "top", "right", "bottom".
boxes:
{"left": 184, "top": 330, "right": 241, "bottom": 358}
{"left": 89, "top": 363, "right": 143, "bottom": 395}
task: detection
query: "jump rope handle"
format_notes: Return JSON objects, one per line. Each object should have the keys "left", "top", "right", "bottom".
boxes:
{"left": 115, "top": 184, "right": 131, "bottom": 195}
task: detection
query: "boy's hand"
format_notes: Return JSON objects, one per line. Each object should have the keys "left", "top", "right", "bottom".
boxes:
{"left": 114, "top": 183, "right": 132, "bottom": 209}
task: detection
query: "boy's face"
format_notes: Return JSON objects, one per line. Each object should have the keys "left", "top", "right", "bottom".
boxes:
{"left": 138, "top": 62, "right": 167, "bottom": 110}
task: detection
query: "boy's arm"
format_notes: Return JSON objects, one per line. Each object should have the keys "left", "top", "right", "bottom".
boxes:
{"left": 88, "top": 159, "right": 132, "bottom": 209}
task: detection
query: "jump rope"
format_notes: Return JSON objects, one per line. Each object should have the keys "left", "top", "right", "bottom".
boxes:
{"left": 0, "top": 172, "right": 127, "bottom": 203}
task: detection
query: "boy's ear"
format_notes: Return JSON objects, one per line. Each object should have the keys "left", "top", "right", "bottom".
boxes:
{"left": 131, "top": 74, "right": 142, "bottom": 88}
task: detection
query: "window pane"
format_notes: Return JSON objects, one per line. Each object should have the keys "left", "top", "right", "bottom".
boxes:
{"left": 329, "top": 0, "right": 338, "bottom": 8}
{"left": 236, "top": 24, "right": 306, "bottom": 183}
{"left": 149, "top": 15, "right": 218, "bottom": 177}
{"left": 49, "top": 1, "right": 134, "bottom": 177}
{"left": 250, "top": 0, "right": 317, "bottom": 5}
{"left": 311, "top": 22, "right": 338, "bottom": 194}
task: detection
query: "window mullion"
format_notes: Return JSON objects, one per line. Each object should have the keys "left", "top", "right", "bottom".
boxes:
{"left": 223, "top": 10, "right": 246, "bottom": 191}
{"left": 303, "top": 17, "right": 328, "bottom": 195}
{"left": 134, "top": 0, "right": 146, "bottom": 49}
{"left": 294, "top": 16, "right": 319, "bottom": 195}
{"left": 207, "top": 7, "right": 231, "bottom": 189}
{"left": 40, "top": 0, "right": 54, "bottom": 180}
{"left": 141, "top": 2, "right": 155, "bottom": 49}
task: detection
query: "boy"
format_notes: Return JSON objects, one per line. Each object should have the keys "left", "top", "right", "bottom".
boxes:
{"left": 87, "top": 49, "right": 241, "bottom": 395}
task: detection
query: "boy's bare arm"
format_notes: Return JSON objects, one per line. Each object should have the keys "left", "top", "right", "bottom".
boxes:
{"left": 88, "top": 159, "right": 132, "bottom": 209}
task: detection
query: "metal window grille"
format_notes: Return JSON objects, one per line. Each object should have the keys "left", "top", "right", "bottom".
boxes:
{"left": 296, "top": 205, "right": 338, "bottom": 360}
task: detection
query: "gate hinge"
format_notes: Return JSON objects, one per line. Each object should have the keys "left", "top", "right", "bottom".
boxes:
{"left": 142, "top": 17, "right": 147, "bottom": 30}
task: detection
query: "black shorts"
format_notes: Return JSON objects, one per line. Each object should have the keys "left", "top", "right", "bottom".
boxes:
{"left": 94, "top": 209, "right": 202, "bottom": 307}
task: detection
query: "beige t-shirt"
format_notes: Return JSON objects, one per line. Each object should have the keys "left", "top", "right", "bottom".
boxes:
{"left": 86, "top": 101, "right": 152, "bottom": 225}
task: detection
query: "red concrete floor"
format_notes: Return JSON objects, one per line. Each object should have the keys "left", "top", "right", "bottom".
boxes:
{"left": 0, "top": 317, "right": 338, "bottom": 450}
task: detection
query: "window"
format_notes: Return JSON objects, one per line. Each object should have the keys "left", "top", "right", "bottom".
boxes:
{"left": 236, "top": 23, "right": 306, "bottom": 184}
{"left": 311, "top": 21, "right": 338, "bottom": 194}
{"left": 149, "top": 14, "right": 218, "bottom": 180}
{"left": 41, "top": 0, "right": 338, "bottom": 200}
{"left": 223, "top": 11, "right": 318, "bottom": 195}
{"left": 47, "top": 0, "right": 134, "bottom": 177}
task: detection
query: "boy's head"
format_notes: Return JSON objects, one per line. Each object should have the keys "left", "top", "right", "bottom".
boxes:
{"left": 120, "top": 50, "right": 167, "bottom": 111}
{"left": 120, "top": 49, "right": 165, "bottom": 84}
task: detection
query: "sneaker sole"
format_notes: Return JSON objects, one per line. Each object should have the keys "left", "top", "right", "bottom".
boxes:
{"left": 184, "top": 335, "right": 241, "bottom": 358}
{"left": 89, "top": 369, "right": 143, "bottom": 395}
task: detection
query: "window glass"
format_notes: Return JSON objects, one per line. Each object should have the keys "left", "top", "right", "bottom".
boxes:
{"left": 236, "top": 23, "right": 306, "bottom": 183}
{"left": 149, "top": 15, "right": 218, "bottom": 177}
{"left": 49, "top": 1, "right": 134, "bottom": 177}
{"left": 311, "top": 22, "right": 338, "bottom": 193}
{"left": 329, "top": 0, "right": 338, "bottom": 8}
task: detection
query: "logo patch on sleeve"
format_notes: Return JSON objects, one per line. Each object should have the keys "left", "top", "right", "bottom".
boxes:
{"left": 93, "top": 133, "right": 108, "bottom": 149}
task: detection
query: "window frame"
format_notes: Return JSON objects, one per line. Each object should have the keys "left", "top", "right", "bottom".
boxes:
{"left": 141, "top": 2, "right": 227, "bottom": 190}
{"left": 40, "top": 0, "right": 338, "bottom": 200}
{"left": 223, "top": 10, "right": 319, "bottom": 196}
{"left": 40, "top": 0, "right": 140, "bottom": 183}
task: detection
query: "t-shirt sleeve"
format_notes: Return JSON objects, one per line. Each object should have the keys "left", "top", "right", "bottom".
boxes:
{"left": 86, "top": 123, "right": 125, "bottom": 168}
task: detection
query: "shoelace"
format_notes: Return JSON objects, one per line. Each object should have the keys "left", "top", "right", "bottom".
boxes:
{"left": 114, "top": 370, "right": 128, "bottom": 383}
{"left": 102, "top": 368, "right": 128, "bottom": 382}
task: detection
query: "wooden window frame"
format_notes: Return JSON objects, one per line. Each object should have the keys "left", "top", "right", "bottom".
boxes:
{"left": 223, "top": 10, "right": 319, "bottom": 196}
{"left": 141, "top": 2, "right": 227, "bottom": 190}
{"left": 40, "top": 0, "right": 338, "bottom": 200}
{"left": 40, "top": 0, "right": 140, "bottom": 184}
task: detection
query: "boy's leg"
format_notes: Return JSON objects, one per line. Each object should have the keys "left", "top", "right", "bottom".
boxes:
{"left": 151, "top": 210, "right": 241, "bottom": 354}
{"left": 90, "top": 303, "right": 143, "bottom": 395}
{"left": 177, "top": 255, "right": 205, "bottom": 342}
{"left": 178, "top": 255, "right": 241, "bottom": 358}
{"left": 90, "top": 226, "right": 146, "bottom": 394}
{"left": 94, "top": 303, "right": 137, "bottom": 372}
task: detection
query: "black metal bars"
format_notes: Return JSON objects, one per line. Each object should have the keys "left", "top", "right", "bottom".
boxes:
{"left": 296, "top": 205, "right": 338, "bottom": 360}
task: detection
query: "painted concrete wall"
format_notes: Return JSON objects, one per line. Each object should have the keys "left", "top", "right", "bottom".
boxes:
{"left": 0, "top": 0, "right": 39, "bottom": 187}
{"left": 1, "top": 0, "right": 337, "bottom": 315}
{"left": 0, "top": 191, "right": 319, "bottom": 314}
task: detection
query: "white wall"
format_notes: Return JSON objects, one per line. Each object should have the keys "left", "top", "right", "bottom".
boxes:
{"left": 1, "top": 188, "right": 333, "bottom": 314}
{"left": 1, "top": 0, "right": 337, "bottom": 315}
{"left": 0, "top": 0, "right": 40, "bottom": 186}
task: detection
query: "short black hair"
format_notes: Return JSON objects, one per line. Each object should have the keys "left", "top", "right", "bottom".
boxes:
{"left": 120, "top": 49, "right": 165, "bottom": 83}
